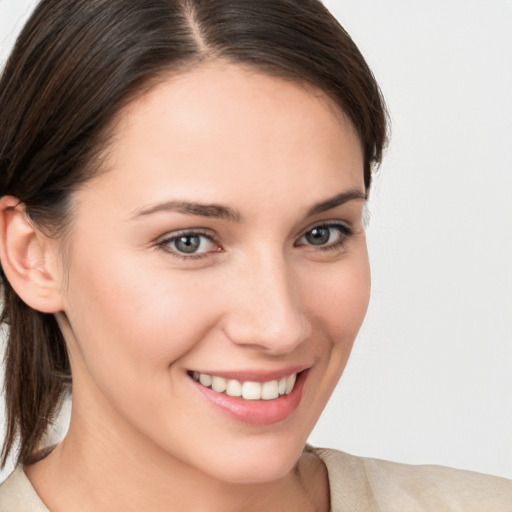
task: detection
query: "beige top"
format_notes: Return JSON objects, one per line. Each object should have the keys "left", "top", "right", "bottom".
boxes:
{"left": 1, "top": 447, "right": 511, "bottom": 511}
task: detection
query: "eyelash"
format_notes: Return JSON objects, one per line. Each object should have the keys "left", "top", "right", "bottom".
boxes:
{"left": 295, "top": 222, "right": 353, "bottom": 251}
{"left": 157, "top": 229, "right": 219, "bottom": 260}
{"left": 157, "top": 222, "right": 353, "bottom": 260}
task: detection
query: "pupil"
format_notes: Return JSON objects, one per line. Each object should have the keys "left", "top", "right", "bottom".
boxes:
{"left": 175, "top": 235, "right": 200, "bottom": 253}
{"left": 306, "top": 227, "right": 329, "bottom": 245}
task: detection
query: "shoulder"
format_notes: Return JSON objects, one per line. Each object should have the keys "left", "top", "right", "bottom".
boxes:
{"left": 0, "top": 466, "right": 49, "bottom": 512}
{"left": 309, "top": 446, "right": 512, "bottom": 512}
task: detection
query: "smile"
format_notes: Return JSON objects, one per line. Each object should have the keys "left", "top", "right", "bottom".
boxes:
{"left": 190, "top": 372, "right": 297, "bottom": 400}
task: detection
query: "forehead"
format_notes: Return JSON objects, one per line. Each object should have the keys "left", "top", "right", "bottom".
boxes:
{"left": 91, "top": 61, "right": 364, "bottom": 213}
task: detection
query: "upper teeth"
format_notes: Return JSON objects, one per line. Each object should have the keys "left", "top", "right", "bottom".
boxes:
{"left": 191, "top": 372, "right": 297, "bottom": 400}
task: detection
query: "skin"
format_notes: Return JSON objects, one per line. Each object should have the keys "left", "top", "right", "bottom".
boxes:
{"left": 20, "top": 62, "right": 370, "bottom": 511}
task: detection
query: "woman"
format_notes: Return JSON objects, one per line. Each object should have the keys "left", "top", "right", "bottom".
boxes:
{"left": 0, "top": 1, "right": 510, "bottom": 510}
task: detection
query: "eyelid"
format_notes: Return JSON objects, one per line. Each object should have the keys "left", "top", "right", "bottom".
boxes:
{"left": 155, "top": 220, "right": 354, "bottom": 260}
{"left": 295, "top": 220, "right": 353, "bottom": 239}
{"left": 157, "top": 227, "right": 216, "bottom": 243}
{"left": 294, "top": 221, "right": 353, "bottom": 249}
{"left": 156, "top": 228, "right": 222, "bottom": 259}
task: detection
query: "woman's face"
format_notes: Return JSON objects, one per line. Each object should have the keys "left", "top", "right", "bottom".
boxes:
{"left": 56, "top": 62, "right": 370, "bottom": 483}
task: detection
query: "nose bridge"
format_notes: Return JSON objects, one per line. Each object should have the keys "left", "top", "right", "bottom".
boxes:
{"left": 224, "top": 247, "right": 311, "bottom": 353}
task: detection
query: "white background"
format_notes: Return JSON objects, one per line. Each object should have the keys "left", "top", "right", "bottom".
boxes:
{"left": 1, "top": 0, "right": 511, "bottom": 482}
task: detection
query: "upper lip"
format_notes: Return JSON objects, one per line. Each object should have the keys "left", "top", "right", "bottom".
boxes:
{"left": 187, "top": 365, "right": 311, "bottom": 383}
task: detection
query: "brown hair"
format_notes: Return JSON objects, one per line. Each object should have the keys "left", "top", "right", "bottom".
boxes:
{"left": 0, "top": 0, "right": 387, "bottom": 467}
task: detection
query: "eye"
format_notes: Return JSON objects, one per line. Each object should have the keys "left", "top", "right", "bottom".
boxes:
{"left": 296, "top": 223, "right": 352, "bottom": 250}
{"left": 158, "top": 230, "right": 220, "bottom": 258}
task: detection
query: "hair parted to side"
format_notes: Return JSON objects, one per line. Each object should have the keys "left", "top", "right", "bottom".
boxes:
{"left": 0, "top": 0, "right": 387, "bottom": 468}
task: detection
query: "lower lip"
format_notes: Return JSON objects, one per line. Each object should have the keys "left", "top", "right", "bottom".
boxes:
{"left": 191, "top": 371, "right": 308, "bottom": 426}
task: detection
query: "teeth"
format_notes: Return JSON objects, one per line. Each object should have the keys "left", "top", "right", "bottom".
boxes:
{"left": 285, "top": 373, "right": 296, "bottom": 394}
{"left": 199, "top": 374, "right": 212, "bottom": 387}
{"left": 226, "top": 379, "right": 242, "bottom": 397}
{"left": 211, "top": 376, "right": 227, "bottom": 393}
{"left": 191, "top": 372, "right": 299, "bottom": 400}
{"left": 261, "top": 380, "right": 279, "bottom": 400}
{"left": 278, "top": 377, "right": 287, "bottom": 395}
{"left": 242, "top": 381, "right": 261, "bottom": 400}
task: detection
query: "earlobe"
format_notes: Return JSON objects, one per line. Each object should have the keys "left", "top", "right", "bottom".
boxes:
{"left": 0, "top": 196, "right": 65, "bottom": 313}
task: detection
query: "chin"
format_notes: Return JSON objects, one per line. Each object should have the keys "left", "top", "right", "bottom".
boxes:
{"left": 195, "top": 432, "right": 308, "bottom": 485}
{"left": 214, "top": 457, "right": 300, "bottom": 485}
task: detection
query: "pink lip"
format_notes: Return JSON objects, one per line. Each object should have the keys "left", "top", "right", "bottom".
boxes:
{"left": 190, "top": 369, "right": 309, "bottom": 426}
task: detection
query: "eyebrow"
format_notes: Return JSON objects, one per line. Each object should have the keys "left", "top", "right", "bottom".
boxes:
{"left": 306, "top": 189, "right": 367, "bottom": 216}
{"left": 133, "top": 200, "right": 241, "bottom": 222}
{"left": 132, "top": 189, "right": 366, "bottom": 222}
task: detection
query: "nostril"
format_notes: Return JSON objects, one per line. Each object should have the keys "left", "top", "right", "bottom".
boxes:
{"left": 231, "top": 300, "right": 308, "bottom": 348}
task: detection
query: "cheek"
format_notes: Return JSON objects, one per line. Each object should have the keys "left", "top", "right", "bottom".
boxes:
{"left": 301, "top": 250, "right": 370, "bottom": 410}
{"left": 306, "top": 251, "right": 371, "bottom": 344}
{"left": 62, "top": 249, "right": 221, "bottom": 382}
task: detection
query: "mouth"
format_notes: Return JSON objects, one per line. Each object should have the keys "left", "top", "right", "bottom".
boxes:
{"left": 187, "top": 369, "right": 309, "bottom": 425}
{"left": 188, "top": 371, "right": 297, "bottom": 400}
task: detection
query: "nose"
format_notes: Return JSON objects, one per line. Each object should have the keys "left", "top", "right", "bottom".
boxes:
{"left": 221, "top": 250, "right": 311, "bottom": 355}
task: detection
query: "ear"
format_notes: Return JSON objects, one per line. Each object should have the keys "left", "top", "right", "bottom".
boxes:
{"left": 0, "top": 196, "right": 65, "bottom": 313}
